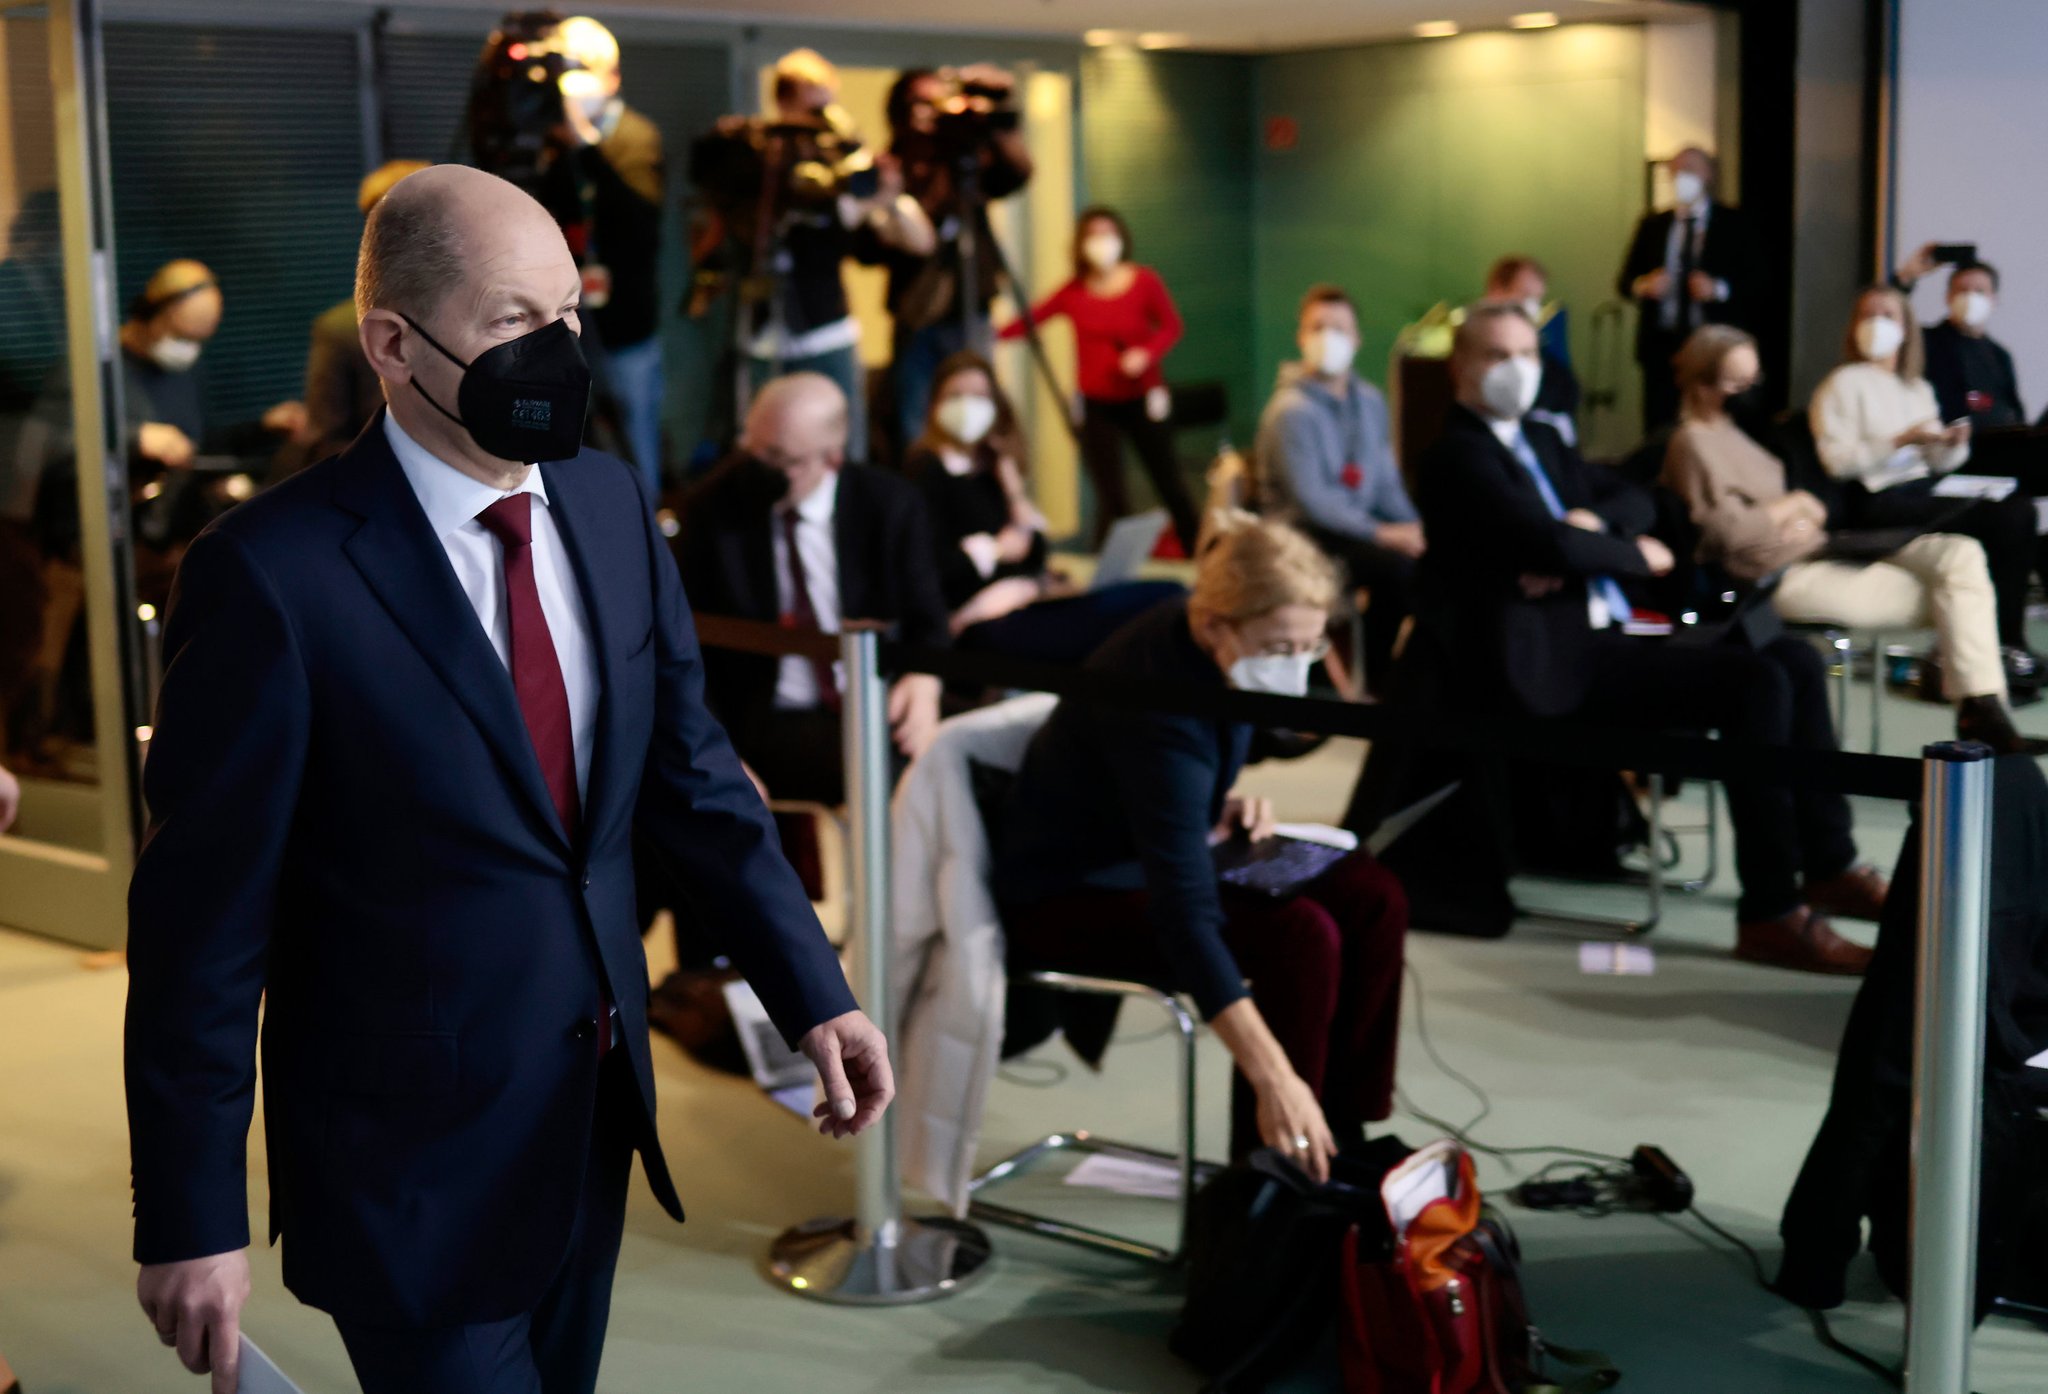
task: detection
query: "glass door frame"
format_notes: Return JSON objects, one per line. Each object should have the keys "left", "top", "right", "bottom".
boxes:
{"left": 0, "top": 0, "right": 142, "bottom": 948}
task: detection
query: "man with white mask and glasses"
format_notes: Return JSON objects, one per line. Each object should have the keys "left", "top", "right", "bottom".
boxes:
{"left": 1383, "top": 302, "right": 1883, "bottom": 974}
{"left": 1255, "top": 283, "right": 1420, "bottom": 688}
{"left": 1617, "top": 146, "right": 1759, "bottom": 432}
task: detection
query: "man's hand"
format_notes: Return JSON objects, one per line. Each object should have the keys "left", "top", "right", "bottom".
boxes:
{"left": 887, "top": 672, "right": 941, "bottom": 759}
{"left": 261, "top": 399, "right": 308, "bottom": 440}
{"left": 739, "top": 758, "right": 771, "bottom": 805}
{"left": 1518, "top": 574, "right": 1564, "bottom": 599}
{"left": 1633, "top": 268, "right": 1671, "bottom": 301}
{"left": 1636, "top": 536, "right": 1676, "bottom": 576}
{"left": 1375, "top": 521, "right": 1426, "bottom": 559}
{"left": 1118, "top": 347, "right": 1152, "bottom": 379}
{"left": 1563, "top": 508, "right": 1606, "bottom": 534}
{"left": 798, "top": 1010, "right": 895, "bottom": 1139}
{"left": 1896, "top": 241, "right": 1940, "bottom": 287}
{"left": 1213, "top": 793, "right": 1276, "bottom": 845}
{"left": 139, "top": 421, "right": 195, "bottom": 469}
{"left": 1686, "top": 270, "right": 1721, "bottom": 305}
{"left": 138, "top": 1249, "right": 249, "bottom": 1394}
{"left": 0, "top": 762, "right": 18, "bottom": 834}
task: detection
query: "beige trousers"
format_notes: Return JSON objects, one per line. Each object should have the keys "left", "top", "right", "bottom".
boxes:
{"left": 1773, "top": 532, "right": 2004, "bottom": 701}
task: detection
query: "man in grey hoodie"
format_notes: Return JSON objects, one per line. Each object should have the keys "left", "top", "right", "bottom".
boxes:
{"left": 1254, "top": 283, "right": 1423, "bottom": 689}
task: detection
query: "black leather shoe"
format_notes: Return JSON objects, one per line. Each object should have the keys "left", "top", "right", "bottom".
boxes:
{"left": 1956, "top": 694, "right": 2048, "bottom": 754}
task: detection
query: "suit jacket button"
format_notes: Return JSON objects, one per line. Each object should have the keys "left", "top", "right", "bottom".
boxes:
{"left": 581, "top": 872, "right": 592, "bottom": 889}
{"left": 572, "top": 1017, "right": 597, "bottom": 1042}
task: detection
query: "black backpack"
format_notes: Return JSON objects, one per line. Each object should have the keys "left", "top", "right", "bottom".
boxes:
{"left": 1171, "top": 1137, "right": 1413, "bottom": 1391}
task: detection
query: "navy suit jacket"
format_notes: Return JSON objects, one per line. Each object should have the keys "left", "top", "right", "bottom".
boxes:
{"left": 124, "top": 412, "right": 856, "bottom": 1327}
{"left": 1413, "top": 405, "right": 1657, "bottom": 717}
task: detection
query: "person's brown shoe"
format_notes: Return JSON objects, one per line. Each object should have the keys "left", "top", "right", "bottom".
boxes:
{"left": 1802, "top": 863, "right": 1890, "bottom": 922}
{"left": 1735, "top": 905, "right": 1873, "bottom": 976}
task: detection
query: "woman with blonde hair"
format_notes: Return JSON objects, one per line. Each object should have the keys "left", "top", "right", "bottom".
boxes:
{"left": 1665, "top": 324, "right": 2029, "bottom": 751}
{"left": 1810, "top": 284, "right": 2045, "bottom": 692}
{"left": 995, "top": 513, "right": 1409, "bottom": 1179}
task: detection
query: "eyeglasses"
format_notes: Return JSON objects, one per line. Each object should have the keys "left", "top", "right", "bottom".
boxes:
{"left": 1254, "top": 637, "right": 1331, "bottom": 662}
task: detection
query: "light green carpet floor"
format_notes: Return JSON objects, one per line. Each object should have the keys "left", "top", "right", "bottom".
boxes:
{"left": 2, "top": 673, "right": 2045, "bottom": 1391}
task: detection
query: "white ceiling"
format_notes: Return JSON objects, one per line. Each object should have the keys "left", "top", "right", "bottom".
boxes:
{"left": 407, "top": 0, "right": 1713, "bottom": 53}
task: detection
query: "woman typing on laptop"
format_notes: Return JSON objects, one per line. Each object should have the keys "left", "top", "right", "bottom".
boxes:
{"left": 906, "top": 351, "right": 1180, "bottom": 665}
{"left": 994, "top": 514, "right": 1409, "bottom": 1180}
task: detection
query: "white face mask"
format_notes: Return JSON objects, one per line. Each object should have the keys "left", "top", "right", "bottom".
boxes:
{"left": 1856, "top": 315, "right": 1906, "bottom": 362}
{"left": 1304, "top": 328, "right": 1356, "bottom": 378}
{"left": 148, "top": 336, "right": 202, "bottom": 372}
{"left": 1228, "top": 651, "right": 1314, "bottom": 698}
{"left": 1950, "top": 290, "right": 1994, "bottom": 331}
{"left": 1671, "top": 169, "right": 1706, "bottom": 209}
{"left": 1479, "top": 354, "right": 1543, "bottom": 420}
{"left": 1081, "top": 233, "right": 1124, "bottom": 272}
{"left": 935, "top": 393, "right": 997, "bottom": 445}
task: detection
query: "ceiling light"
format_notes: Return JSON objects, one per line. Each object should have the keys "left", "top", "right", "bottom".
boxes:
{"left": 1512, "top": 11, "right": 1560, "bottom": 27}
{"left": 1413, "top": 20, "right": 1460, "bottom": 39}
{"left": 1138, "top": 32, "right": 1189, "bottom": 50}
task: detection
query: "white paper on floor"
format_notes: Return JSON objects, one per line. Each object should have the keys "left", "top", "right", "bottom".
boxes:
{"left": 1062, "top": 1153, "right": 1185, "bottom": 1200}
{"left": 1578, "top": 942, "right": 1656, "bottom": 976}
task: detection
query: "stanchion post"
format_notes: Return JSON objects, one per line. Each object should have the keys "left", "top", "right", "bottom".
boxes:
{"left": 765, "top": 625, "right": 992, "bottom": 1304}
{"left": 1905, "top": 740, "right": 1994, "bottom": 1393}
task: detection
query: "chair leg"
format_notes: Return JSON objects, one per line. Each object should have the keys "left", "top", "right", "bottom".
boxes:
{"left": 1516, "top": 772, "right": 1665, "bottom": 936}
{"left": 968, "top": 975, "right": 1216, "bottom": 1265}
{"left": 1869, "top": 630, "right": 1886, "bottom": 753}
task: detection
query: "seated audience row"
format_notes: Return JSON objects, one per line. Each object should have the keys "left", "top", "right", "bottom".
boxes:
{"left": 1361, "top": 302, "right": 1887, "bottom": 974}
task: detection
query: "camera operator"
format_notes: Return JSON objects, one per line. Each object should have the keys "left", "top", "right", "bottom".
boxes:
{"left": 717, "top": 49, "right": 934, "bottom": 464}
{"left": 469, "top": 13, "right": 666, "bottom": 491}
{"left": 881, "top": 65, "right": 1033, "bottom": 451}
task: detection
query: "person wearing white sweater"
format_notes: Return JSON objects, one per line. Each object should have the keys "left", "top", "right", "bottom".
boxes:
{"left": 1809, "top": 284, "right": 2045, "bottom": 694}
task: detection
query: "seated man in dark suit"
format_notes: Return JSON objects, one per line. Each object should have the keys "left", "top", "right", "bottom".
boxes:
{"left": 672, "top": 372, "right": 949, "bottom": 804}
{"left": 653, "top": 373, "right": 949, "bottom": 1041}
{"left": 1917, "top": 258, "right": 2026, "bottom": 430}
{"left": 1371, "top": 301, "right": 1884, "bottom": 973}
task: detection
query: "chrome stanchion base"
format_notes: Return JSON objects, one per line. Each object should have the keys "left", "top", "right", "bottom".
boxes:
{"left": 765, "top": 1214, "right": 993, "bottom": 1306}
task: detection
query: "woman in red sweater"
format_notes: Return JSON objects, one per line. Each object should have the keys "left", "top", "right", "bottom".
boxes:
{"left": 1000, "top": 206, "right": 1195, "bottom": 553}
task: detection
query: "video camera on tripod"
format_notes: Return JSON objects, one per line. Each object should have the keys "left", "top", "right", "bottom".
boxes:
{"left": 686, "top": 109, "right": 880, "bottom": 226}
{"left": 464, "top": 10, "right": 583, "bottom": 195}
{"left": 916, "top": 67, "right": 1022, "bottom": 164}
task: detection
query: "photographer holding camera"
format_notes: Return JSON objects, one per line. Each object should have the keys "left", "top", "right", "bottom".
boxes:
{"left": 469, "top": 13, "right": 666, "bottom": 491}
{"left": 880, "top": 65, "right": 1034, "bottom": 451}
{"left": 738, "top": 50, "right": 934, "bottom": 463}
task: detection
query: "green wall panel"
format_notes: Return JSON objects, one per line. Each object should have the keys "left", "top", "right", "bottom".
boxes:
{"left": 1254, "top": 26, "right": 1649, "bottom": 457}
{"left": 1080, "top": 47, "right": 1260, "bottom": 452}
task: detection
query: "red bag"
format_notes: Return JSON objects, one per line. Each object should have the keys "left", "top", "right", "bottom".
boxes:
{"left": 1337, "top": 1141, "right": 1618, "bottom": 1394}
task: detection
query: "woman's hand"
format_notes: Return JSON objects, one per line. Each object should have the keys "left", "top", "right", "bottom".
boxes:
{"left": 1894, "top": 421, "right": 1948, "bottom": 450}
{"left": 1119, "top": 347, "right": 1153, "bottom": 379}
{"left": 1255, "top": 1068, "right": 1338, "bottom": 1183}
{"left": 995, "top": 522, "right": 1037, "bottom": 564}
{"left": 1213, "top": 794, "right": 1276, "bottom": 844}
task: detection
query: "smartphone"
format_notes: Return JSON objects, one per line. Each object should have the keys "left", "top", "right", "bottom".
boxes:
{"left": 1931, "top": 242, "right": 1978, "bottom": 265}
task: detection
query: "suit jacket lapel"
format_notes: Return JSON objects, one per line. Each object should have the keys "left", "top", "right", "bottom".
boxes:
{"left": 833, "top": 472, "right": 868, "bottom": 620}
{"left": 334, "top": 415, "right": 567, "bottom": 851}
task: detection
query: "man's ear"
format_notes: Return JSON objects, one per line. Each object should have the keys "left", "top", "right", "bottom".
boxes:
{"left": 359, "top": 309, "right": 412, "bottom": 387}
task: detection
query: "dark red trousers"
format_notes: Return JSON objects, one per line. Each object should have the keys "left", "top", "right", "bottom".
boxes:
{"left": 1006, "top": 853, "right": 1409, "bottom": 1161}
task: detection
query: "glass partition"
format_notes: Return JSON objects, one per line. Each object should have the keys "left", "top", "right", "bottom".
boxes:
{"left": 0, "top": 0, "right": 138, "bottom": 947}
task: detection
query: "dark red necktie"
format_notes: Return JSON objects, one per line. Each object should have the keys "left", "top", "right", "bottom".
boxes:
{"left": 477, "top": 494, "right": 581, "bottom": 843}
{"left": 779, "top": 507, "right": 841, "bottom": 711}
{"left": 479, "top": 494, "right": 611, "bottom": 1058}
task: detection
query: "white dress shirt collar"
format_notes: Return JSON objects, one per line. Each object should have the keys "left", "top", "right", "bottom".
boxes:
{"left": 1484, "top": 412, "right": 1526, "bottom": 453}
{"left": 384, "top": 411, "right": 551, "bottom": 539}
{"left": 780, "top": 468, "right": 840, "bottom": 527}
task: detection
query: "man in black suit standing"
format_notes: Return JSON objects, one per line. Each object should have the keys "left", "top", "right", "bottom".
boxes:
{"left": 674, "top": 372, "right": 950, "bottom": 805}
{"left": 126, "top": 165, "right": 890, "bottom": 1394}
{"left": 1381, "top": 302, "right": 1882, "bottom": 973}
{"left": 1617, "top": 146, "right": 1759, "bottom": 433}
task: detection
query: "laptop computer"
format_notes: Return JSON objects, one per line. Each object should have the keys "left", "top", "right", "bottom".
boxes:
{"left": 1091, "top": 508, "right": 1169, "bottom": 590}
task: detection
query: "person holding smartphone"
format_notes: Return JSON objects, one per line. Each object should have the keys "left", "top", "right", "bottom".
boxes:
{"left": 1810, "top": 284, "right": 2046, "bottom": 693}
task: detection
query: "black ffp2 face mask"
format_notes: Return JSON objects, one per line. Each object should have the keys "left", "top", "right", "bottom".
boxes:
{"left": 400, "top": 313, "right": 592, "bottom": 463}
